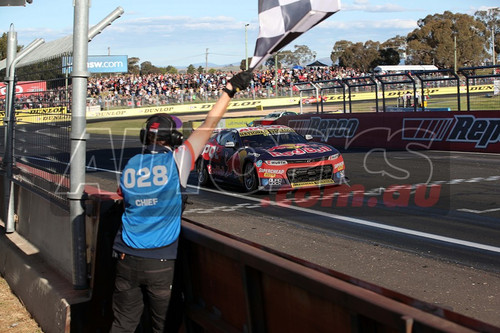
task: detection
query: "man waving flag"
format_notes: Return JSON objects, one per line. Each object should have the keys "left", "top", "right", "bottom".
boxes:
{"left": 249, "top": 0, "right": 341, "bottom": 70}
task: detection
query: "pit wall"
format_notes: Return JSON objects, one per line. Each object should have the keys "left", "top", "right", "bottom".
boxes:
{"left": 275, "top": 111, "right": 500, "bottom": 153}
{"left": 2, "top": 176, "right": 500, "bottom": 332}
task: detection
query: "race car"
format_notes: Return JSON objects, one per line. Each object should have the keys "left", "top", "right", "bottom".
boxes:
{"left": 252, "top": 110, "right": 297, "bottom": 126}
{"left": 300, "top": 95, "right": 327, "bottom": 104}
{"left": 197, "top": 125, "right": 347, "bottom": 192}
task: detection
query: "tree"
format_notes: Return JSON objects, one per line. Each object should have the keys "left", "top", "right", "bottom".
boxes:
{"left": 197, "top": 66, "right": 204, "bottom": 73}
{"left": 339, "top": 41, "right": 380, "bottom": 72}
{"left": 186, "top": 64, "right": 196, "bottom": 74}
{"left": 240, "top": 57, "right": 252, "bottom": 70}
{"left": 475, "top": 8, "right": 500, "bottom": 63}
{"left": 406, "top": 11, "right": 488, "bottom": 68}
{"left": 128, "top": 57, "right": 140, "bottom": 75}
{"left": 140, "top": 61, "right": 158, "bottom": 75}
{"left": 0, "top": 32, "right": 23, "bottom": 60}
{"left": 293, "top": 45, "right": 316, "bottom": 66}
{"left": 265, "top": 50, "right": 293, "bottom": 68}
{"left": 376, "top": 48, "right": 400, "bottom": 66}
{"left": 381, "top": 35, "right": 407, "bottom": 51}
{"left": 165, "top": 65, "right": 178, "bottom": 74}
{"left": 330, "top": 40, "right": 353, "bottom": 65}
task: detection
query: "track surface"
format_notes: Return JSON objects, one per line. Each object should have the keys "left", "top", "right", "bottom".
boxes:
{"left": 15, "top": 108, "right": 500, "bottom": 326}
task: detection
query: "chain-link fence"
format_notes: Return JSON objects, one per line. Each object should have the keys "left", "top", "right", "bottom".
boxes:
{"left": 1, "top": 56, "right": 72, "bottom": 206}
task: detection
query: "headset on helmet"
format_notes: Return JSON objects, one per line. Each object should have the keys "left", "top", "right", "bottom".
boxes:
{"left": 140, "top": 113, "right": 184, "bottom": 146}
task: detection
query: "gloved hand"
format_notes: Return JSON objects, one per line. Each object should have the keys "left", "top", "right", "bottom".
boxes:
{"left": 225, "top": 70, "right": 252, "bottom": 97}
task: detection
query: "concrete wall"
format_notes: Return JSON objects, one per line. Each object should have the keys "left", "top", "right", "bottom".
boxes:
{"left": 0, "top": 176, "right": 89, "bottom": 333}
{"left": 16, "top": 186, "right": 73, "bottom": 281}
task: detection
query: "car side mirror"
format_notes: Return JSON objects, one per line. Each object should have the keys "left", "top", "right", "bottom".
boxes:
{"left": 225, "top": 141, "right": 236, "bottom": 148}
{"left": 305, "top": 134, "right": 313, "bottom": 141}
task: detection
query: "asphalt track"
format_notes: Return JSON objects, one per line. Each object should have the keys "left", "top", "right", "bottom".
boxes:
{"left": 11, "top": 108, "right": 500, "bottom": 327}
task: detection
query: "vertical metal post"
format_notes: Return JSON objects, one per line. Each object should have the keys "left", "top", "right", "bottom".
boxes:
{"left": 69, "top": 0, "right": 90, "bottom": 289}
{"left": 466, "top": 76, "right": 471, "bottom": 111}
{"left": 454, "top": 35, "right": 457, "bottom": 73}
{"left": 379, "top": 79, "right": 386, "bottom": 112}
{"left": 3, "top": 29, "right": 43, "bottom": 233}
{"left": 245, "top": 24, "right": 249, "bottom": 71}
{"left": 3, "top": 25, "right": 17, "bottom": 233}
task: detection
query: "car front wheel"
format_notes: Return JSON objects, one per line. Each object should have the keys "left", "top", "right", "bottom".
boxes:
{"left": 243, "top": 162, "right": 259, "bottom": 193}
{"left": 198, "top": 160, "right": 211, "bottom": 186}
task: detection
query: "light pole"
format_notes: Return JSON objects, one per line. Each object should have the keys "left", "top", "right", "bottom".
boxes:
{"left": 487, "top": 7, "right": 498, "bottom": 74}
{"left": 245, "top": 23, "right": 249, "bottom": 70}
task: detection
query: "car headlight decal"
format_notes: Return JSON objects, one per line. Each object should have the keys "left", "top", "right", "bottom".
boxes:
{"left": 328, "top": 153, "right": 340, "bottom": 160}
{"left": 265, "top": 160, "right": 288, "bottom": 166}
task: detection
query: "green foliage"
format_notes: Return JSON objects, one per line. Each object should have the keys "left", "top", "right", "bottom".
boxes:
{"left": 186, "top": 64, "right": 196, "bottom": 74}
{"left": 0, "top": 32, "right": 24, "bottom": 60}
{"left": 128, "top": 57, "right": 140, "bottom": 75}
{"left": 406, "top": 11, "right": 488, "bottom": 68}
{"left": 339, "top": 41, "right": 380, "bottom": 72}
{"left": 165, "top": 65, "right": 178, "bottom": 74}
{"left": 330, "top": 40, "right": 352, "bottom": 65}
{"left": 475, "top": 8, "right": 500, "bottom": 60}
{"left": 377, "top": 48, "right": 400, "bottom": 66}
{"left": 240, "top": 57, "right": 252, "bottom": 70}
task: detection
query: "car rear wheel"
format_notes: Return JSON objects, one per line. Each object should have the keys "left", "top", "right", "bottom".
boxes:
{"left": 243, "top": 162, "right": 259, "bottom": 192}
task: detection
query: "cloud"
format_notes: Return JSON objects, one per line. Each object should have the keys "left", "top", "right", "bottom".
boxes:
{"left": 343, "top": 3, "right": 408, "bottom": 13}
{"left": 321, "top": 19, "right": 417, "bottom": 30}
{"left": 117, "top": 15, "right": 243, "bottom": 32}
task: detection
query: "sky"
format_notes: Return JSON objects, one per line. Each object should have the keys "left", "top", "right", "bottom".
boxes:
{"left": 1, "top": 0, "right": 499, "bottom": 67}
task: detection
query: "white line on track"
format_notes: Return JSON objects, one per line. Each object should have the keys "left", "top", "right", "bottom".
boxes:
{"left": 186, "top": 184, "right": 500, "bottom": 254}
{"left": 458, "top": 208, "right": 500, "bottom": 214}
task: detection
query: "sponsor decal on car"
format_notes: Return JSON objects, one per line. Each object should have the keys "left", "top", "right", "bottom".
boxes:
{"left": 259, "top": 168, "right": 285, "bottom": 174}
{"left": 291, "top": 179, "right": 336, "bottom": 188}
{"left": 268, "top": 145, "right": 332, "bottom": 157}
{"left": 334, "top": 161, "right": 345, "bottom": 172}
{"left": 238, "top": 126, "right": 294, "bottom": 137}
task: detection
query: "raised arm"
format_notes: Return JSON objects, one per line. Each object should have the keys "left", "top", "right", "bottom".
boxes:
{"left": 186, "top": 71, "right": 252, "bottom": 157}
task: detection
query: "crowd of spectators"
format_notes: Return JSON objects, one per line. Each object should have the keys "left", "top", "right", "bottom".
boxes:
{"left": 7, "top": 64, "right": 488, "bottom": 111}
{"left": 86, "top": 66, "right": 368, "bottom": 108}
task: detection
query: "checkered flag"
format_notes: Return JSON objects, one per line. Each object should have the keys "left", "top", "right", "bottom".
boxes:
{"left": 249, "top": 0, "right": 341, "bottom": 70}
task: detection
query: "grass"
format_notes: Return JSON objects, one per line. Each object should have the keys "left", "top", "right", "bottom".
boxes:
{"left": 87, "top": 118, "right": 145, "bottom": 136}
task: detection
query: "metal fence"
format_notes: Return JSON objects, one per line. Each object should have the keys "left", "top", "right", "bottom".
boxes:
{"left": 299, "top": 65, "right": 500, "bottom": 114}
{"left": 1, "top": 56, "right": 72, "bottom": 206}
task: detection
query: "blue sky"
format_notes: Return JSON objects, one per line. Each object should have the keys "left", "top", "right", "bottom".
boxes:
{"left": 1, "top": 0, "right": 498, "bottom": 67}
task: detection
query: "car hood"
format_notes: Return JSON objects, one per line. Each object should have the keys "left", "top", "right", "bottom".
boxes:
{"left": 254, "top": 142, "right": 339, "bottom": 160}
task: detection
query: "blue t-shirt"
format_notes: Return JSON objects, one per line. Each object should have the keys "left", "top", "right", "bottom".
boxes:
{"left": 114, "top": 147, "right": 183, "bottom": 259}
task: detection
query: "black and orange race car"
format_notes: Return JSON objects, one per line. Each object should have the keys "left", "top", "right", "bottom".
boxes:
{"left": 197, "top": 125, "right": 347, "bottom": 192}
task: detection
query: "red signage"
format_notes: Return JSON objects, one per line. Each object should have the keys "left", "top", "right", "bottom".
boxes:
{"left": 0, "top": 81, "right": 47, "bottom": 99}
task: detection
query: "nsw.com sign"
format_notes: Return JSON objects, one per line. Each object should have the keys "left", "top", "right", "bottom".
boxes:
{"left": 63, "top": 55, "right": 128, "bottom": 74}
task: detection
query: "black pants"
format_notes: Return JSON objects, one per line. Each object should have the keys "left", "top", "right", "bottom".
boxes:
{"left": 110, "top": 255, "right": 175, "bottom": 333}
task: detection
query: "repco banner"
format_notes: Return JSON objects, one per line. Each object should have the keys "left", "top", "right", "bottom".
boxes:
{"left": 275, "top": 111, "right": 500, "bottom": 153}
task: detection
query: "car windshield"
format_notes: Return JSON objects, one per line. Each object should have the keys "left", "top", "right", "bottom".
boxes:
{"left": 263, "top": 113, "right": 281, "bottom": 119}
{"left": 242, "top": 131, "right": 308, "bottom": 148}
